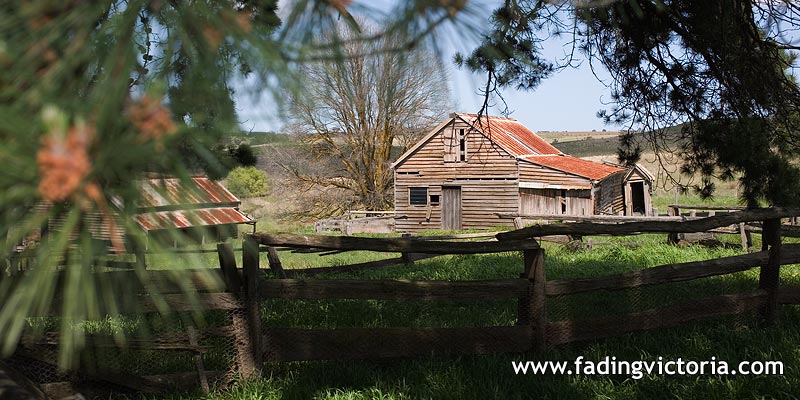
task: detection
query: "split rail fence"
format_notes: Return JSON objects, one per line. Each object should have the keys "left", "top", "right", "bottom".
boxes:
{"left": 5, "top": 208, "right": 800, "bottom": 398}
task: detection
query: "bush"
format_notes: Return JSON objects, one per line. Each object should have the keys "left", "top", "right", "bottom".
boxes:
{"left": 225, "top": 166, "right": 269, "bottom": 198}
{"left": 230, "top": 143, "right": 258, "bottom": 167}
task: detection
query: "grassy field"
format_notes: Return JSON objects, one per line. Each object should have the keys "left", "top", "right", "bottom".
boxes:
{"left": 121, "top": 231, "right": 800, "bottom": 400}
{"left": 140, "top": 131, "right": 789, "bottom": 400}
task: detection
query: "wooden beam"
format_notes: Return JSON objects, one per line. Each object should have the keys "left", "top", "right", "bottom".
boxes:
{"left": 668, "top": 204, "right": 747, "bottom": 211}
{"left": 545, "top": 244, "right": 800, "bottom": 296}
{"left": 20, "top": 327, "right": 236, "bottom": 350}
{"left": 497, "top": 207, "right": 800, "bottom": 240}
{"left": 499, "top": 213, "right": 692, "bottom": 222}
{"left": 136, "top": 293, "right": 243, "bottom": 313}
{"left": 258, "top": 278, "right": 528, "bottom": 301}
{"left": 242, "top": 235, "right": 263, "bottom": 374}
{"left": 548, "top": 291, "right": 767, "bottom": 345}
{"left": 265, "top": 246, "right": 287, "bottom": 279}
{"left": 759, "top": 219, "right": 782, "bottom": 324}
{"left": 217, "top": 243, "right": 242, "bottom": 293}
{"left": 517, "top": 249, "right": 546, "bottom": 352}
{"left": 283, "top": 254, "right": 438, "bottom": 277}
{"left": 187, "top": 327, "right": 210, "bottom": 394}
{"left": 409, "top": 232, "right": 501, "bottom": 240}
{"left": 264, "top": 326, "right": 531, "bottom": 362}
{"left": 253, "top": 232, "right": 539, "bottom": 254}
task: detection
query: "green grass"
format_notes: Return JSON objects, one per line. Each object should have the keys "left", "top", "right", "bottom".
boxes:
{"left": 104, "top": 232, "right": 800, "bottom": 400}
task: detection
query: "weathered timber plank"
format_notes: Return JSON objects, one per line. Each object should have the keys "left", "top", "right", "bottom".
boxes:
{"left": 264, "top": 326, "right": 531, "bottom": 361}
{"left": 21, "top": 326, "right": 236, "bottom": 350}
{"left": 759, "top": 219, "right": 782, "bottom": 324}
{"left": 547, "top": 291, "right": 766, "bottom": 345}
{"left": 259, "top": 278, "right": 528, "bottom": 301}
{"left": 241, "top": 235, "right": 263, "bottom": 375}
{"left": 23, "top": 269, "right": 227, "bottom": 301}
{"left": 266, "top": 246, "right": 287, "bottom": 279}
{"left": 497, "top": 207, "right": 800, "bottom": 240}
{"left": 218, "top": 243, "right": 242, "bottom": 292}
{"left": 546, "top": 244, "right": 800, "bottom": 296}
{"left": 499, "top": 213, "right": 693, "bottom": 222}
{"left": 409, "top": 232, "right": 500, "bottom": 240}
{"left": 517, "top": 249, "right": 546, "bottom": 352}
{"left": 283, "top": 253, "right": 438, "bottom": 277}
{"left": 187, "top": 327, "right": 210, "bottom": 393}
{"left": 136, "top": 293, "right": 243, "bottom": 313}
{"left": 254, "top": 232, "right": 539, "bottom": 253}
{"left": 668, "top": 204, "right": 747, "bottom": 211}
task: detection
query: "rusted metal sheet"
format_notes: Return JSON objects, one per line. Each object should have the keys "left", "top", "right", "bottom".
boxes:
{"left": 138, "top": 177, "right": 239, "bottom": 209}
{"left": 522, "top": 154, "right": 623, "bottom": 180}
{"left": 134, "top": 207, "right": 253, "bottom": 231}
{"left": 457, "top": 113, "right": 562, "bottom": 156}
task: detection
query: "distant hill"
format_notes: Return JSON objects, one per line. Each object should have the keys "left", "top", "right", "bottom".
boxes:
{"left": 227, "top": 131, "right": 292, "bottom": 146}
{"left": 552, "top": 136, "right": 622, "bottom": 157}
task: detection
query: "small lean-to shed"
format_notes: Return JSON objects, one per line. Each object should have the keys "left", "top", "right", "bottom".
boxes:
{"left": 27, "top": 176, "right": 255, "bottom": 253}
{"left": 392, "top": 113, "right": 653, "bottom": 232}
{"left": 134, "top": 176, "right": 255, "bottom": 245}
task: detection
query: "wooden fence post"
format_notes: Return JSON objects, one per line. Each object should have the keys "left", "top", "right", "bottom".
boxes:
{"left": 518, "top": 249, "right": 546, "bottom": 352}
{"left": 133, "top": 240, "right": 147, "bottom": 270}
{"left": 759, "top": 218, "right": 782, "bottom": 324}
{"left": 667, "top": 206, "right": 680, "bottom": 244}
{"left": 400, "top": 234, "right": 414, "bottom": 265}
{"left": 266, "top": 246, "right": 287, "bottom": 279}
{"left": 242, "top": 235, "right": 263, "bottom": 372}
{"left": 217, "top": 243, "right": 256, "bottom": 378}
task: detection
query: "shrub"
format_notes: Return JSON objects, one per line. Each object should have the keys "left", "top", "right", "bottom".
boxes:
{"left": 225, "top": 166, "right": 269, "bottom": 197}
{"left": 230, "top": 143, "right": 258, "bottom": 167}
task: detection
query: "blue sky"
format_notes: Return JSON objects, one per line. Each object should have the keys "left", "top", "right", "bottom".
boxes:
{"left": 235, "top": 1, "right": 619, "bottom": 133}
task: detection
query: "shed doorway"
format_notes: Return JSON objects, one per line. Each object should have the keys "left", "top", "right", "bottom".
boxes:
{"left": 441, "top": 186, "right": 462, "bottom": 230}
{"left": 630, "top": 182, "right": 646, "bottom": 215}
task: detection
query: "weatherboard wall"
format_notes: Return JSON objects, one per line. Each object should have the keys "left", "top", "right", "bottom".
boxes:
{"left": 394, "top": 119, "right": 520, "bottom": 232}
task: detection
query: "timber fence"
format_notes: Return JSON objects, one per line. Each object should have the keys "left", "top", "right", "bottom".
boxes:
{"left": 4, "top": 208, "right": 800, "bottom": 398}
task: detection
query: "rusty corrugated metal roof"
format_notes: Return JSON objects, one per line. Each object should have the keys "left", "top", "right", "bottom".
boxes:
{"left": 522, "top": 154, "right": 624, "bottom": 180}
{"left": 456, "top": 113, "right": 562, "bottom": 156}
{"left": 138, "top": 177, "right": 240, "bottom": 209}
{"left": 134, "top": 207, "right": 253, "bottom": 231}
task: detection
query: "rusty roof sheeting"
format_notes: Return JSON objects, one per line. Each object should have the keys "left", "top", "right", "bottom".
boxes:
{"left": 134, "top": 207, "right": 253, "bottom": 231}
{"left": 456, "top": 113, "right": 562, "bottom": 156}
{"left": 138, "top": 177, "right": 240, "bottom": 209}
{"left": 522, "top": 154, "right": 624, "bottom": 180}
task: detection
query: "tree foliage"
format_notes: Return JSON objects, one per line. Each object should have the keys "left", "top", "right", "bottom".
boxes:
{"left": 461, "top": 0, "right": 800, "bottom": 206}
{"left": 0, "top": 0, "right": 471, "bottom": 365}
{"left": 288, "top": 27, "right": 449, "bottom": 212}
{"left": 226, "top": 166, "right": 269, "bottom": 197}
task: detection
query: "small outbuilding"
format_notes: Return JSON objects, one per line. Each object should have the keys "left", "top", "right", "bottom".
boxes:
{"left": 392, "top": 113, "right": 653, "bottom": 232}
{"left": 134, "top": 176, "right": 255, "bottom": 245}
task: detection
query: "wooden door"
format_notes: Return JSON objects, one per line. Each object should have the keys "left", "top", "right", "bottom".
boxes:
{"left": 441, "top": 186, "right": 462, "bottom": 230}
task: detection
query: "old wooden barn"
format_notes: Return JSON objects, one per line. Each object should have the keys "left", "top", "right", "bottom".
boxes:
{"left": 392, "top": 113, "right": 653, "bottom": 232}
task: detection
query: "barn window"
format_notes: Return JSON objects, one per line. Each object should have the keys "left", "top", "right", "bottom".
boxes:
{"left": 430, "top": 194, "right": 440, "bottom": 205}
{"left": 409, "top": 187, "right": 428, "bottom": 205}
{"left": 459, "top": 129, "right": 467, "bottom": 162}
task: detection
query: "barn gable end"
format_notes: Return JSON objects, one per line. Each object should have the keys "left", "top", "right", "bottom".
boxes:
{"left": 393, "top": 114, "right": 654, "bottom": 231}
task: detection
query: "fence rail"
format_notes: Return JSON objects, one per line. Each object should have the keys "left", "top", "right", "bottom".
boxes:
{"left": 6, "top": 207, "right": 800, "bottom": 398}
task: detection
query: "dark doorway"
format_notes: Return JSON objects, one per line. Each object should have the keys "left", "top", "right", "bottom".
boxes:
{"left": 441, "top": 186, "right": 462, "bottom": 230}
{"left": 631, "top": 182, "right": 646, "bottom": 215}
